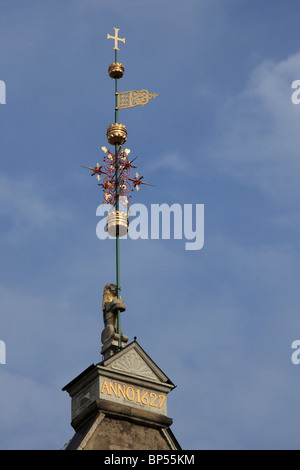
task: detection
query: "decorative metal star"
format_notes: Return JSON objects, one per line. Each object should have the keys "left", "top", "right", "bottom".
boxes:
{"left": 82, "top": 146, "right": 153, "bottom": 207}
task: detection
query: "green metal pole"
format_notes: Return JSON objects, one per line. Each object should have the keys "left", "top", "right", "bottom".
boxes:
{"left": 114, "top": 49, "right": 121, "bottom": 348}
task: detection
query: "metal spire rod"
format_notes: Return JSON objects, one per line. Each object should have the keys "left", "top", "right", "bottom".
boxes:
{"left": 114, "top": 48, "right": 122, "bottom": 348}
{"left": 82, "top": 27, "right": 156, "bottom": 357}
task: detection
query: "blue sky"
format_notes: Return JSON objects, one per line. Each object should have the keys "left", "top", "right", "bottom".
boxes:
{"left": 1, "top": 0, "right": 300, "bottom": 450}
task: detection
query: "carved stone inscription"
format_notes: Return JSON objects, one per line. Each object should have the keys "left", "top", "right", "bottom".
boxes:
{"left": 99, "top": 376, "right": 167, "bottom": 415}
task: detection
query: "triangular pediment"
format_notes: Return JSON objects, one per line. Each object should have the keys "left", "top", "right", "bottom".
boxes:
{"left": 100, "top": 341, "right": 174, "bottom": 386}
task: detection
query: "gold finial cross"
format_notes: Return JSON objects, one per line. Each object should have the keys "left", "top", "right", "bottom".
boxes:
{"left": 107, "top": 27, "right": 125, "bottom": 51}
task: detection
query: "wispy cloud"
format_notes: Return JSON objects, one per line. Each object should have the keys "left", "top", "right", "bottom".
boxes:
{"left": 0, "top": 172, "right": 70, "bottom": 244}
{"left": 209, "top": 51, "right": 300, "bottom": 205}
{"left": 148, "top": 151, "right": 194, "bottom": 176}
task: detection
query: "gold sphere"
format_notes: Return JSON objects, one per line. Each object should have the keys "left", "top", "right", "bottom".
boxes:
{"left": 106, "top": 210, "right": 129, "bottom": 237}
{"left": 108, "top": 62, "right": 124, "bottom": 79}
{"left": 106, "top": 123, "right": 127, "bottom": 145}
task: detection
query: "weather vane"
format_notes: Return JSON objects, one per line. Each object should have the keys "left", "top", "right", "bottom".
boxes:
{"left": 82, "top": 28, "right": 158, "bottom": 350}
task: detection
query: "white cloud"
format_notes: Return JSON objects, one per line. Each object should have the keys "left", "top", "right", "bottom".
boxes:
{"left": 148, "top": 151, "right": 193, "bottom": 175}
{"left": 0, "top": 172, "right": 69, "bottom": 244}
{"left": 210, "top": 51, "right": 300, "bottom": 205}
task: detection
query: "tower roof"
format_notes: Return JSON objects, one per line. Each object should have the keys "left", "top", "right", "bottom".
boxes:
{"left": 62, "top": 341, "right": 180, "bottom": 450}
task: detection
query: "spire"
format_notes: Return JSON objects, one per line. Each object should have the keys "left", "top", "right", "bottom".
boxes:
{"left": 63, "top": 31, "right": 181, "bottom": 451}
{"left": 82, "top": 28, "right": 157, "bottom": 358}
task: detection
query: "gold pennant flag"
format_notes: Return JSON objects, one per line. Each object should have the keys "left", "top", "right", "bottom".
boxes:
{"left": 117, "top": 89, "right": 159, "bottom": 110}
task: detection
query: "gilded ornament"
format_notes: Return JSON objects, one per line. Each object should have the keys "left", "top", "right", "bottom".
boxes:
{"left": 106, "top": 123, "right": 127, "bottom": 145}
{"left": 108, "top": 62, "right": 124, "bottom": 79}
{"left": 106, "top": 210, "right": 129, "bottom": 237}
{"left": 116, "top": 90, "right": 159, "bottom": 109}
{"left": 107, "top": 28, "right": 125, "bottom": 51}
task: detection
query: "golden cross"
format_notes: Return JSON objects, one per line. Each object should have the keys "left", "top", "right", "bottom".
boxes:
{"left": 107, "top": 28, "right": 125, "bottom": 51}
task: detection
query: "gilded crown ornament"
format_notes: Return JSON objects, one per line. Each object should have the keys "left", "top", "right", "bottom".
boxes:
{"left": 106, "top": 210, "right": 129, "bottom": 237}
{"left": 106, "top": 123, "right": 127, "bottom": 145}
{"left": 108, "top": 62, "right": 124, "bottom": 79}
